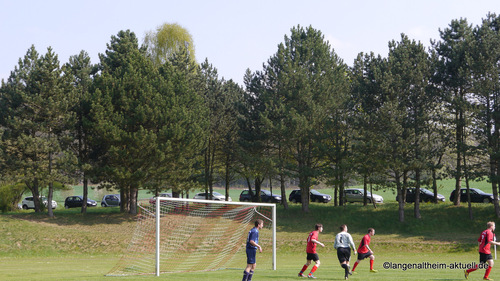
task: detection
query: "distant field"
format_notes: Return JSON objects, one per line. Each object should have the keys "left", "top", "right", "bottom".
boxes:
{"left": 5, "top": 179, "right": 500, "bottom": 280}
{"left": 44, "top": 178, "right": 496, "bottom": 207}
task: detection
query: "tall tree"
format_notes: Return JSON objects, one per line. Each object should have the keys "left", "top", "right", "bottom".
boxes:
{"left": 143, "top": 22, "right": 196, "bottom": 66}
{"left": 258, "top": 25, "right": 349, "bottom": 212}
{"left": 471, "top": 13, "right": 500, "bottom": 217}
{"left": 432, "top": 19, "right": 475, "bottom": 206}
{"left": 385, "top": 34, "right": 435, "bottom": 219}
{"left": 93, "top": 30, "right": 206, "bottom": 214}
{"left": 0, "top": 46, "right": 76, "bottom": 216}
{"left": 65, "top": 50, "right": 95, "bottom": 214}
{"left": 350, "top": 52, "right": 387, "bottom": 207}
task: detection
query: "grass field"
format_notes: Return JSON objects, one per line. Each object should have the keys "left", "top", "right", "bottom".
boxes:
{"left": 2, "top": 180, "right": 500, "bottom": 280}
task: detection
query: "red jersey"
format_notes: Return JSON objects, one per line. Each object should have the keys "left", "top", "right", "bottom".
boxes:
{"left": 479, "top": 229, "right": 494, "bottom": 254}
{"left": 357, "top": 234, "right": 371, "bottom": 254}
{"left": 306, "top": 230, "right": 319, "bottom": 253}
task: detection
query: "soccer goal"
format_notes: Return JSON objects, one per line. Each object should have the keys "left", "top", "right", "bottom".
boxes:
{"left": 107, "top": 196, "right": 276, "bottom": 277}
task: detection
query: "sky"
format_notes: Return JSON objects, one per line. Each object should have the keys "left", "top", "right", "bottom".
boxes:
{"left": 1, "top": 0, "right": 500, "bottom": 86}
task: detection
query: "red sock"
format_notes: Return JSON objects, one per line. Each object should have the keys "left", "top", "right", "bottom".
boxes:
{"left": 352, "top": 262, "right": 359, "bottom": 271}
{"left": 466, "top": 264, "right": 479, "bottom": 273}
{"left": 310, "top": 265, "right": 318, "bottom": 274}
{"left": 300, "top": 264, "right": 308, "bottom": 273}
{"left": 370, "top": 259, "right": 374, "bottom": 270}
{"left": 485, "top": 266, "right": 492, "bottom": 279}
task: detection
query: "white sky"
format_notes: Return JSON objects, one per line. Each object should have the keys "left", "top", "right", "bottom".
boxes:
{"left": 1, "top": 0, "right": 499, "bottom": 86}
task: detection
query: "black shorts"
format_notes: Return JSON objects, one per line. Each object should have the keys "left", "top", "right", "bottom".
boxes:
{"left": 307, "top": 253, "right": 319, "bottom": 261}
{"left": 337, "top": 247, "right": 351, "bottom": 263}
{"left": 357, "top": 252, "right": 372, "bottom": 260}
{"left": 480, "top": 253, "right": 493, "bottom": 263}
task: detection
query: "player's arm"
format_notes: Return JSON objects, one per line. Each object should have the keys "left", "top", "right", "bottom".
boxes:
{"left": 311, "top": 239, "right": 325, "bottom": 247}
{"left": 249, "top": 240, "right": 262, "bottom": 253}
{"left": 348, "top": 235, "right": 357, "bottom": 254}
{"left": 366, "top": 244, "right": 373, "bottom": 254}
{"left": 488, "top": 240, "right": 500, "bottom": 246}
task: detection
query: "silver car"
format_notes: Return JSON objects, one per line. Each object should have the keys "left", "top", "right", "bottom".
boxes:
{"left": 193, "top": 191, "right": 232, "bottom": 201}
{"left": 21, "top": 196, "right": 57, "bottom": 210}
{"left": 344, "top": 188, "right": 384, "bottom": 204}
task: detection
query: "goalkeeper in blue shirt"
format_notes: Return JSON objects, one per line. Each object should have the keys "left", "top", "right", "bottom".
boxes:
{"left": 334, "top": 224, "right": 357, "bottom": 280}
{"left": 242, "top": 219, "right": 264, "bottom": 281}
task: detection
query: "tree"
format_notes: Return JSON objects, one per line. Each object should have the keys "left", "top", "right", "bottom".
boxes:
{"left": 432, "top": 19, "right": 475, "bottom": 207}
{"left": 350, "top": 52, "right": 387, "bottom": 207}
{"left": 143, "top": 22, "right": 196, "bottom": 66}
{"left": 0, "top": 46, "right": 77, "bottom": 216}
{"left": 385, "top": 34, "right": 435, "bottom": 219}
{"left": 471, "top": 13, "right": 500, "bottom": 217}
{"left": 65, "top": 50, "right": 96, "bottom": 214}
{"left": 257, "top": 25, "right": 349, "bottom": 212}
{"left": 93, "top": 30, "right": 206, "bottom": 214}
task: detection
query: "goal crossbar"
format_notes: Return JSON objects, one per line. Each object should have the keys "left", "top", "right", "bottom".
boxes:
{"left": 155, "top": 196, "right": 276, "bottom": 277}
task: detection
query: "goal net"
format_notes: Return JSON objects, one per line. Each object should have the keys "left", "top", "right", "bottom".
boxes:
{"left": 107, "top": 197, "right": 276, "bottom": 276}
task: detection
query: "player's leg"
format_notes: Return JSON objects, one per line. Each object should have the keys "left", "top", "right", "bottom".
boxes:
{"left": 243, "top": 248, "right": 256, "bottom": 281}
{"left": 352, "top": 259, "right": 361, "bottom": 272}
{"left": 299, "top": 259, "right": 311, "bottom": 277}
{"left": 242, "top": 264, "right": 252, "bottom": 281}
{"left": 247, "top": 263, "right": 257, "bottom": 281}
{"left": 308, "top": 256, "right": 320, "bottom": 278}
{"left": 484, "top": 259, "right": 494, "bottom": 280}
{"left": 369, "top": 254, "right": 378, "bottom": 272}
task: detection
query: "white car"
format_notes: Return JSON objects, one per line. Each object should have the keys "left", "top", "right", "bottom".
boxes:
{"left": 21, "top": 196, "right": 57, "bottom": 210}
{"left": 193, "top": 192, "right": 232, "bottom": 201}
{"left": 344, "top": 188, "right": 384, "bottom": 204}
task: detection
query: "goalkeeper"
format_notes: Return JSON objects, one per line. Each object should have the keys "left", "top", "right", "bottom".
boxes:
{"left": 242, "top": 219, "right": 264, "bottom": 281}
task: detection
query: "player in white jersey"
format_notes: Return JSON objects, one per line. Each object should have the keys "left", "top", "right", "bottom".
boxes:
{"left": 333, "top": 224, "right": 357, "bottom": 280}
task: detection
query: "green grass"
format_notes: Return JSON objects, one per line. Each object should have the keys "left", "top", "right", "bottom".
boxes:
{"left": 5, "top": 180, "right": 500, "bottom": 280}
{"left": 2, "top": 201, "right": 499, "bottom": 280}
{"left": 0, "top": 251, "right": 487, "bottom": 280}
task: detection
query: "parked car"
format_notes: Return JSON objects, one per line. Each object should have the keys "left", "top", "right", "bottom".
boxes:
{"left": 21, "top": 196, "right": 57, "bottom": 210}
{"left": 149, "top": 193, "right": 172, "bottom": 205}
{"left": 239, "top": 189, "right": 282, "bottom": 203}
{"left": 398, "top": 188, "right": 446, "bottom": 203}
{"left": 101, "top": 194, "right": 120, "bottom": 207}
{"left": 289, "top": 189, "right": 332, "bottom": 203}
{"left": 344, "top": 188, "right": 384, "bottom": 204}
{"left": 193, "top": 192, "right": 232, "bottom": 201}
{"left": 64, "top": 196, "right": 97, "bottom": 209}
{"left": 449, "top": 188, "right": 494, "bottom": 203}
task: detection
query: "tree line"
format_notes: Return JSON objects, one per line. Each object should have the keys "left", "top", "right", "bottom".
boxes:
{"left": 1, "top": 15, "right": 500, "bottom": 222}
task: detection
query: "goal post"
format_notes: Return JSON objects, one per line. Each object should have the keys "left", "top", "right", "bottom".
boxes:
{"left": 154, "top": 197, "right": 277, "bottom": 276}
{"left": 107, "top": 196, "right": 276, "bottom": 277}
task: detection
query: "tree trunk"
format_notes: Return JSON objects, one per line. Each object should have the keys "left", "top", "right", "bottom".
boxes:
{"left": 81, "top": 176, "right": 88, "bottom": 214}
{"left": 47, "top": 182, "right": 54, "bottom": 218}
{"left": 396, "top": 172, "right": 404, "bottom": 223}
{"left": 280, "top": 172, "right": 288, "bottom": 209}
{"left": 129, "top": 186, "right": 138, "bottom": 215}
{"left": 414, "top": 169, "right": 421, "bottom": 219}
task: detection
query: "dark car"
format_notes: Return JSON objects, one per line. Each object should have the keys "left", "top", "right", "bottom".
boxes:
{"left": 289, "top": 189, "right": 332, "bottom": 203}
{"left": 239, "top": 189, "right": 282, "bottom": 203}
{"left": 64, "top": 196, "right": 97, "bottom": 209}
{"left": 397, "top": 188, "right": 445, "bottom": 203}
{"left": 449, "top": 188, "right": 494, "bottom": 203}
{"left": 101, "top": 194, "right": 120, "bottom": 207}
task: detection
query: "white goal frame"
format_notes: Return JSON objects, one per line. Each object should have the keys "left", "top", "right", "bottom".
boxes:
{"left": 154, "top": 196, "right": 277, "bottom": 277}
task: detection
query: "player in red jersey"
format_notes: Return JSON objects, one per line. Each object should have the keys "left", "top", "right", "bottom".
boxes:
{"left": 351, "top": 228, "right": 377, "bottom": 273}
{"left": 465, "top": 222, "right": 500, "bottom": 280}
{"left": 298, "top": 224, "right": 325, "bottom": 279}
